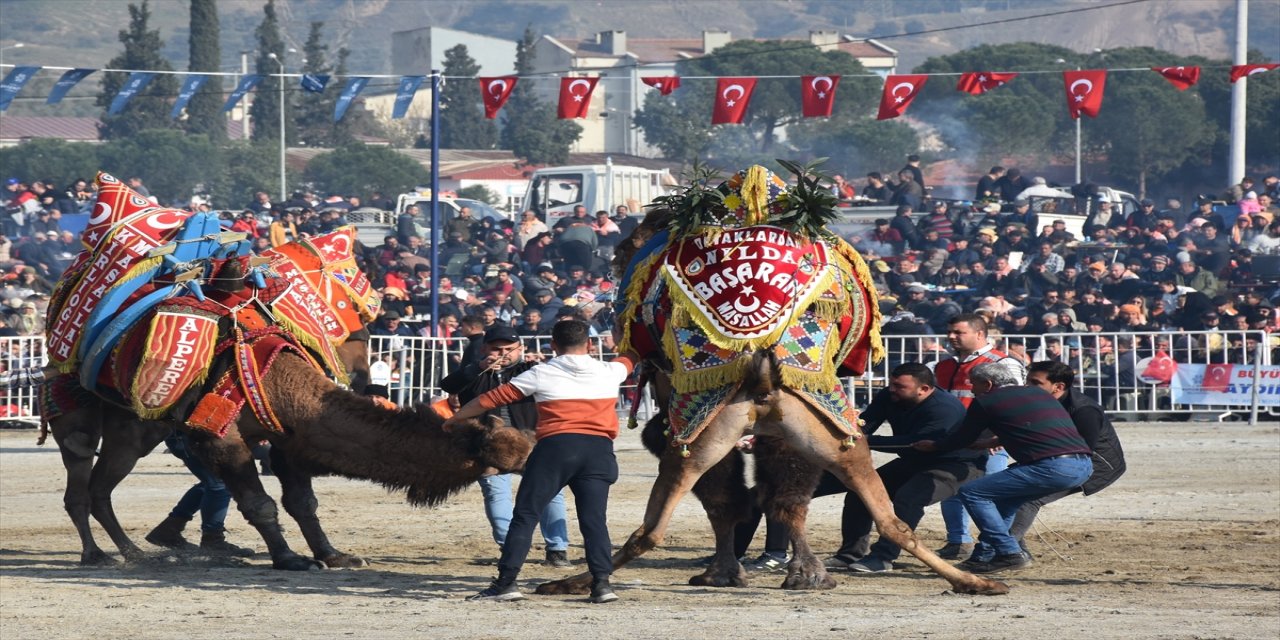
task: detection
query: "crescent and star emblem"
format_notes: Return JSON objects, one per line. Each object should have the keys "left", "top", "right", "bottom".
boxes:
{"left": 89, "top": 202, "right": 113, "bottom": 225}
{"left": 732, "top": 285, "right": 760, "bottom": 314}
{"left": 568, "top": 79, "right": 592, "bottom": 102}
{"left": 319, "top": 235, "right": 351, "bottom": 259}
{"left": 1247, "top": 67, "right": 1269, "bottom": 77}
{"left": 891, "top": 82, "right": 915, "bottom": 103}
{"left": 722, "top": 83, "right": 745, "bottom": 107}
{"left": 810, "top": 76, "right": 833, "bottom": 98}
{"left": 1069, "top": 78, "right": 1093, "bottom": 103}
{"left": 487, "top": 79, "right": 508, "bottom": 97}
{"left": 145, "top": 210, "right": 185, "bottom": 230}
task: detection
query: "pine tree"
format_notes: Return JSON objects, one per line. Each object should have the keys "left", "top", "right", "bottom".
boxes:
{"left": 96, "top": 1, "right": 179, "bottom": 139}
{"left": 249, "top": 0, "right": 294, "bottom": 144}
{"left": 185, "top": 0, "right": 225, "bottom": 140}
{"left": 500, "top": 28, "right": 580, "bottom": 164}
{"left": 294, "top": 21, "right": 335, "bottom": 147}
{"left": 439, "top": 44, "right": 497, "bottom": 149}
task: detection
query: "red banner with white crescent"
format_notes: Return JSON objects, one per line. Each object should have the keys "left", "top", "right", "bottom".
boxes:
{"left": 956, "top": 71, "right": 1017, "bottom": 95}
{"left": 1152, "top": 66, "right": 1200, "bottom": 90}
{"left": 1230, "top": 63, "right": 1279, "bottom": 83}
{"left": 662, "top": 226, "right": 829, "bottom": 341}
{"left": 712, "top": 77, "right": 757, "bottom": 125}
{"left": 641, "top": 76, "right": 681, "bottom": 96}
{"left": 877, "top": 74, "right": 927, "bottom": 120}
{"left": 478, "top": 76, "right": 517, "bottom": 119}
{"left": 1064, "top": 69, "right": 1107, "bottom": 119}
{"left": 800, "top": 75, "right": 840, "bottom": 117}
{"left": 558, "top": 76, "right": 599, "bottom": 119}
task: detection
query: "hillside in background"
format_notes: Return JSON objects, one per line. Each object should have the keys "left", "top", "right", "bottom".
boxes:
{"left": 1, "top": 0, "right": 1275, "bottom": 79}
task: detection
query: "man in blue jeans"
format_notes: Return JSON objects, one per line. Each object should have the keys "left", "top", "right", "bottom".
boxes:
{"left": 145, "top": 430, "right": 254, "bottom": 556}
{"left": 440, "top": 325, "right": 571, "bottom": 566}
{"left": 914, "top": 362, "right": 1093, "bottom": 574}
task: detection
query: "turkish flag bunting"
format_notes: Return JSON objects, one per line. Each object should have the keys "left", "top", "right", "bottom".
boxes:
{"left": 641, "top": 76, "right": 681, "bottom": 96}
{"left": 800, "top": 75, "right": 841, "bottom": 117}
{"left": 1063, "top": 69, "right": 1106, "bottom": 119}
{"left": 1152, "top": 66, "right": 1200, "bottom": 90}
{"left": 876, "top": 74, "right": 927, "bottom": 120}
{"left": 711, "top": 77, "right": 757, "bottom": 124}
{"left": 478, "top": 76, "right": 518, "bottom": 119}
{"left": 1201, "top": 363, "right": 1234, "bottom": 393}
{"left": 956, "top": 71, "right": 1017, "bottom": 95}
{"left": 1230, "top": 63, "right": 1280, "bottom": 83}
{"left": 558, "top": 77, "right": 599, "bottom": 119}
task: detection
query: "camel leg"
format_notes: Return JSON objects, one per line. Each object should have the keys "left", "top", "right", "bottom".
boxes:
{"left": 88, "top": 415, "right": 169, "bottom": 562}
{"left": 775, "top": 394, "right": 1009, "bottom": 596}
{"left": 684, "top": 447, "right": 752, "bottom": 588}
{"left": 751, "top": 439, "right": 832, "bottom": 590}
{"left": 50, "top": 411, "right": 113, "bottom": 566}
{"left": 536, "top": 403, "right": 752, "bottom": 595}
{"left": 269, "top": 445, "right": 367, "bottom": 568}
{"left": 191, "top": 427, "right": 322, "bottom": 571}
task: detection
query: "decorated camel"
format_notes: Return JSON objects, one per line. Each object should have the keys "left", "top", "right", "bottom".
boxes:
{"left": 38, "top": 173, "right": 531, "bottom": 570}
{"left": 538, "top": 162, "right": 1008, "bottom": 596}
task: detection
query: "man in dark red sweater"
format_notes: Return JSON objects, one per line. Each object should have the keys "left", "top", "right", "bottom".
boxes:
{"left": 914, "top": 362, "right": 1092, "bottom": 574}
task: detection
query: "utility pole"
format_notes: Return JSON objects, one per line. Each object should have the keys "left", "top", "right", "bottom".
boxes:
{"left": 240, "top": 51, "right": 251, "bottom": 140}
{"left": 1228, "top": 0, "right": 1249, "bottom": 185}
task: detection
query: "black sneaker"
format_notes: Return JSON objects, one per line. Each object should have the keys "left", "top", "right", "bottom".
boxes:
{"left": 967, "top": 552, "right": 1033, "bottom": 575}
{"left": 589, "top": 578, "right": 619, "bottom": 604}
{"left": 466, "top": 580, "right": 524, "bottom": 602}
{"left": 544, "top": 549, "right": 572, "bottom": 568}
{"left": 934, "top": 542, "right": 974, "bottom": 560}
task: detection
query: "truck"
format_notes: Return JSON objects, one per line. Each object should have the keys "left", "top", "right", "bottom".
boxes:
{"left": 521, "top": 160, "right": 674, "bottom": 223}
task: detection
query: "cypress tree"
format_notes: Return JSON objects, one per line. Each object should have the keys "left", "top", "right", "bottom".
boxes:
{"left": 185, "top": 0, "right": 225, "bottom": 140}
{"left": 249, "top": 0, "right": 294, "bottom": 144}
{"left": 500, "top": 28, "right": 580, "bottom": 164}
{"left": 439, "top": 44, "right": 497, "bottom": 149}
{"left": 294, "top": 22, "right": 335, "bottom": 147}
{"left": 96, "top": 1, "right": 179, "bottom": 139}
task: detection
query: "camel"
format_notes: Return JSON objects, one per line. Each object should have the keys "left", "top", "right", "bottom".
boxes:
{"left": 538, "top": 164, "right": 1008, "bottom": 596}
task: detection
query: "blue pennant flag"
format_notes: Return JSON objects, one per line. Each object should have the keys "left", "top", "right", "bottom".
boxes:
{"left": 300, "top": 74, "right": 330, "bottom": 93}
{"left": 0, "top": 66, "right": 41, "bottom": 111}
{"left": 47, "top": 68, "right": 95, "bottom": 105}
{"left": 334, "top": 76, "right": 369, "bottom": 122}
{"left": 392, "top": 75, "right": 425, "bottom": 119}
{"left": 108, "top": 71, "right": 155, "bottom": 115}
{"left": 170, "top": 74, "right": 210, "bottom": 119}
{"left": 222, "top": 74, "right": 262, "bottom": 112}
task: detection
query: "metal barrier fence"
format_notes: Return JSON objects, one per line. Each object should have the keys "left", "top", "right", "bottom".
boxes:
{"left": 3, "top": 330, "right": 1271, "bottom": 424}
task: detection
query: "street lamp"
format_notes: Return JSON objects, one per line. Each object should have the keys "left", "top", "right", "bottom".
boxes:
{"left": 267, "top": 49, "right": 295, "bottom": 202}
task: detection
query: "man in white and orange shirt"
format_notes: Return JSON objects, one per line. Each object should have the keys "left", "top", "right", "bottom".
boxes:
{"left": 445, "top": 320, "right": 636, "bottom": 604}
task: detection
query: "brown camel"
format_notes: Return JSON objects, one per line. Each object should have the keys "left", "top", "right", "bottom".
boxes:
{"left": 537, "top": 191, "right": 1009, "bottom": 596}
{"left": 48, "top": 345, "right": 532, "bottom": 570}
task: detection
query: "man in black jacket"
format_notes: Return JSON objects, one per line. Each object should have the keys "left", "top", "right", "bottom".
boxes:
{"left": 1017, "top": 361, "right": 1127, "bottom": 545}
{"left": 439, "top": 324, "right": 572, "bottom": 566}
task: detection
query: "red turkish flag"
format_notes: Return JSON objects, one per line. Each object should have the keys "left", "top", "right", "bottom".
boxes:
{"left": 1141, "top": 350, "right": 1177, "bottom": 385}
{"left": 1230, "top": 63, "right": 1279, "bottom": 83}
{"left": 478, "top": 76, "right": 517, "bottom": 119}
{"left": 641, "top": 76, "right": 681, "bottom": 96}
{"left": 1201, "top": 363, "right": 1234, "bottom": 393}
{"left": 955, "top": 71, "right": 1017, "bottom": 95}
{"left": 1063, "top": 69, "right": 1106, "bottom": 119}
{"left": 876, "top": 74, "right": 927, "bottom": 120}
{"left": 711, "top": 77, "right": 757, "bottom": 125}
{"left": 1152, "top": 66, "right": 1200, "bottom": 91}
{"left": 557, "top": 77, "right": 599, "bottom": 119}
{"left": 800, "top": 75, "right": 840, "bottom": 117}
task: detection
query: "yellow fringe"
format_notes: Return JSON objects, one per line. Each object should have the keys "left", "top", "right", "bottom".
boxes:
{"left": 741, "top": 165, "right": 770, "bottom": 226}
{"left": 129, "top": 312, "right": 216, "bottom": 419}
{"left": 616, "top": 247, "right": 666, "bottom": 354}
{"left": 827, "top": 237, "right": 885, "bottom": 365}
{"left": 273, "top": 315, "right": 350, "bottom": 385}
{"left": 662, "top": 325, "right": 752, "bottom": 394}
{"left": 60, "top": 255, "right": 164, "bottom": 369}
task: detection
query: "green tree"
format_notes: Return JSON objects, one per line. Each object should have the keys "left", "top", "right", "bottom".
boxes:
{"left": 211, "top": 142, "right": 281, "bottom": 208}
{"left": 1200, "top": 48, "right": 1280, "bottom": 171}
{"left": 95, "top": 130, "right": 224, "bottom": 203}
{"left": 500, "top": 28, "right": 581, "bottom": 164}
{"left": 302, "top": 144, "right": 429, "bottom": 199}
{"left": 327, "top": 47, "right": 386, "bottom": 145}
{"left": 294, "top": 22, "right": 337, "bottom": 147}
{"left": 96, "top": 1, "right": 179, "bottom": 140}
{"left": 0, "top": 139, "right": 105, "bottom": 188}
{"left": 1087, "top": 47, "right": 1216, "bottom": 197}
{"left": 789, "top": 118, "right": 919, "bottom": 179}
{"left": 249, "top": 0, "right": 294, "bottom": 145}
{"left": 634, "top": 39, "right": 878, "bottom": 163}
{"left": 457, "top": 184, "right": 499, "bottom": 204}
{"left": 185, "top": 0, "right": 225, "bottom": 140}
{"left": 439, "top": 44, "right": 498, "bottom": 149}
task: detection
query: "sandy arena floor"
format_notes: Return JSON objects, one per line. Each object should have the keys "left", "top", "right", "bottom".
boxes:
{"left": 1, "top": 421, "right": 1278, "bottom": 639}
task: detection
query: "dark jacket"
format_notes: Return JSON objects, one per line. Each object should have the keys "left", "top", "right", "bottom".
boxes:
{"left": 861, "top": 387, "right": 982, "bottom": 465}
{"left": 1059, "top": 388, "right": 1127, "bottom": 495}
{"left": 439, "top": 359, "right": 538, "bottom": 431}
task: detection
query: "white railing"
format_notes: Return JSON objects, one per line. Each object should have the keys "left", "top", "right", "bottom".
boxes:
{"left": 3, "top": 330, "right": 1271, "bottom": 424}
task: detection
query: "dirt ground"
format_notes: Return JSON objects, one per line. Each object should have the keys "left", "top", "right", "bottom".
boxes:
{"left": 1, "top": 421, "right": 1278, "bottom": 640}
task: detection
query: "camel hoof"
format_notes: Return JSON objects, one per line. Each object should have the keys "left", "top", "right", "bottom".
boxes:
{"left": 79, "top": 549, "right": 117, "bottom": 566}
{"left": 688, "top": 567, "right": 748, "bottom": 588}
{"left": 780, "top": 565, "right": 837, "bottom": 591}
{"left": 535, "top": 573, "right": 592, "bottom": 595}
{"left": 272, "top": 554, "right": 326, "bottom": 571}
{"left": 319, "top": 553, "right": 368, "bottom": 569}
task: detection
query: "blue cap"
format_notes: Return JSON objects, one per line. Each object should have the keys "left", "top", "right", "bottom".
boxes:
{"left": 5, "top": 178, "right": 18, "bottom": 186}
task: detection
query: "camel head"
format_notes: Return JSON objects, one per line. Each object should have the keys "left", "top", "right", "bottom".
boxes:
{"left": 445, "top": 413, "right": 534, "bottom": 475}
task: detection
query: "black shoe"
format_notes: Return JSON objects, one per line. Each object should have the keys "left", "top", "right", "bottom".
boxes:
{"left": 199, "top": 534, "right": 255, "bottom": 557}
{"left": 544, "top": 549, "right": 572, "bottom": 568}
{"left": 934, "top": 542, "right": 974, "bottom": 560}
{"left": 467, "top": 579, "right": 524, "bottom": 602}
{"left": 590, "top": 578, "right": 619, "bottom": 604}
{"left": 967, "top": 552, "right": 1033, "bottom": 575}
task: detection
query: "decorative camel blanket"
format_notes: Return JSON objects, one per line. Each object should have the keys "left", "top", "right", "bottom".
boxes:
{"left": 42, "top": 173, "right": 377, "bottom": 435}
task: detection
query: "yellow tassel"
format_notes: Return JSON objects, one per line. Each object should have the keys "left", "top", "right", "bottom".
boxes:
{"left": 741, "top": 165, "right": 770, "bottom": 226}
{"left": 827, "top": 238, "right": 885, "bottom": 365}
{"left": 616, "top": 246, "right": 667, "bottom": 355}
